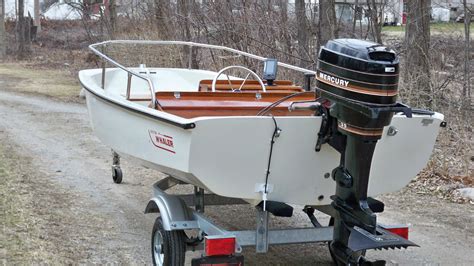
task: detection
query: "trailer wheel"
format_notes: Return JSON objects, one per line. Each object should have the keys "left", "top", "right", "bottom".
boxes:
{"left": 112, "top": 166, "right": 122, "bottom": 184}
{"left": 328, "top": 217, "right": 366, "bottom": 265}
{"left": 151, "top": 217, "right": 186, "bottom": 266}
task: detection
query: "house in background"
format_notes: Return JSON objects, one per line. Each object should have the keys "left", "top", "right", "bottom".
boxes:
{"left": 44, "top": 0, "right": 114, "bottom": 20}
{"left": 4, "top": 0, "right": 120, "bottom": 21}
{"left": 5, "top": 0, "right": 37, "bottom": 18}
{"left": 333, "top": 0, "right": 473, "bottom": 26}
{"left": 432, "top": 0, "right": 474, "bottom": 21}
{"left": 43, "top": 0, "right": 82, "bottom": 20}
{"left": 333, "top": 0, "right": 403, "bottom": 26}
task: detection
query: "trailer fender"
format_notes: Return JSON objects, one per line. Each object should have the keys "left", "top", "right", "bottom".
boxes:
{"left": 144, "top": 195, "right": 198, "bottom": 231}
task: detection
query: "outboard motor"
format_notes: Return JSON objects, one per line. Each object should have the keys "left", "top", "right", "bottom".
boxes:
{"left": 315, "top": 39, "right": 416, "bottom": 265}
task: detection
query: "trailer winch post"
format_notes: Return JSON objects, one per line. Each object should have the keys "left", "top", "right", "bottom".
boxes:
{"left": 256, "top": 207, "right": 269, "bottom": 253}
{"left": 194, "top": 186, "right": 205, "bottom": 213}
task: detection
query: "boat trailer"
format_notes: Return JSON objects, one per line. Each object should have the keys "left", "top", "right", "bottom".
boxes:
{"left": 140, "top": 175, "right": 414, "bottom": 266}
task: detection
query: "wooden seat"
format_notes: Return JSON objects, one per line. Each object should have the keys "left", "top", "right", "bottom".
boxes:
{"left": 156, "top": 91, "right": 315, "bottom": 118}
{"left": 198, "top": 79, "right": 304, "bottom": 92}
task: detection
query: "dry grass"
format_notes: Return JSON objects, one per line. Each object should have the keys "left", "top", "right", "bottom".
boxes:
{"left": 0, "top": 135, "right": 119, "bottom": 264}
{"left": 0, "top": 140, "right": 57, "bottom": 263}
{"left": 0, "top": 63, "right": 82, "bottom": 102}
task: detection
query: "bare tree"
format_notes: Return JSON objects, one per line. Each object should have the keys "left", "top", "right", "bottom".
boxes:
{"left": 404, "top": 0, "right": 431, "bottom": 107}
{"left": 17, "top": 0, "right": 30, "bottom": 59}
{"left": 352, "top": 0, "right": 359, "bottom": 34}
{"left": 366, "top": 0, "right": 383, "bottom": 43}
{"left": 0, "top": 0, "right": 5, "bottom": 60}
{"left": 295, "top": 0, "right": 308, "bottom": 67}
{"left": 154, "top": 0, "right": 171, "bottom": 38}
{"left": 462, "top": 0, "right": 472, "bottom": 104}
{"left": 278, "top": 0, "right": 292, "bottom": 57}
{"left": 177, "top": 0, "right": 198, "bottom": 68}
{"left": 109, "top": 0, "right": 117, "bottom": 38}
{"left": 34, "top": 0, "right": 40, "bottom": 31}
{"left": 318, "top": 0, "right": 337, "bottom": 50}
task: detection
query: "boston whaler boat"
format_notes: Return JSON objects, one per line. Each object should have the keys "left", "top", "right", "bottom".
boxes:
{"left": 79, "top": 40, "right": 444, "bottom": 265}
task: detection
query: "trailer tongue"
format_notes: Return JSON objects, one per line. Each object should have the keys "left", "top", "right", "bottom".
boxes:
{"left": 315, "top": 39, "right": 418, "bottom": 264}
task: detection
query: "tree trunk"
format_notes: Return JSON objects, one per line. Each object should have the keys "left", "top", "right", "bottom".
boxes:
{"left": 404, "top": 0, "right": 431, "bottom": 107}
{"left": 463, "top": 0, "right": 471, "bottom": 104}
{"left": 177, "top": 0, "right": 198, "bottom": 69}
{"left": 318, "top": 0, "right": 337, "bottom": 51}
{"left": 295, "top": 0, "right": 308, "bottom": 67}
{"left": 366, "top": 0, "right": 382, "bottom": 43}
{"left": 109, "top": 0, "right": 117, "bottom": 38}
{"left": 34, "top": 0, "right": 40, "bottom": 31}
{"left": 352, "top": 0, "right": 359, "bottom": 36}
{"left": 17, "top": 0, "right": 30, "bottom": 59}
{"left": 154, "top": 0, "right": 170, "bottom": 38}
{"left": 0, "top": 0, "right": 6, "bottom": 60}
{"left": 278, "top": 0, "right": 292, "bottom": 56}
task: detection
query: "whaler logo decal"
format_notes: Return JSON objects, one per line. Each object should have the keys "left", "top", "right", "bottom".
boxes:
{"left": 318, "top": 72, "right": 349, "bottom": 87}
{"left": 149, "top": 130, "right": 175, "bottom": 154}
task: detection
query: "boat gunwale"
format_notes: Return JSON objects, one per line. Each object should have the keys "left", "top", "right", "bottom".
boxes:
{"left": 79, "top": 75, "right": 197, "bottom": 130}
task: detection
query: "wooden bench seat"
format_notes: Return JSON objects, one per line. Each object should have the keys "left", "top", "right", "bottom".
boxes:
{"left": 156, "top": 91, "right": 315, "bottom": 118}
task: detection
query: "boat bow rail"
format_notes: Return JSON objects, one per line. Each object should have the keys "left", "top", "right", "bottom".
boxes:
{"left": 88, "top": 40, "right": 317, "bottom": 113}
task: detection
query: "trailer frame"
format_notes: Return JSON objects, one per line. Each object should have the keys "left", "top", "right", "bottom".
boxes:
{"left": 144, "top": 175, "right": 334, "bottom": 258}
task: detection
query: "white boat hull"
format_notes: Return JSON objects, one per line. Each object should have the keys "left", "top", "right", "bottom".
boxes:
{"left": 83, "top": 74, "right": 444, "bottom": 206}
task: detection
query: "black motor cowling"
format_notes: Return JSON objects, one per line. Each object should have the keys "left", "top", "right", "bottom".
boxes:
{"left": 317, "top": 39, "right": 401, "bottom": 138}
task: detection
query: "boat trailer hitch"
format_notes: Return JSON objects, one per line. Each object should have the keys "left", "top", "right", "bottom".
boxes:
{"left": 315, "top": 39, "right": 419, "bottom": 265}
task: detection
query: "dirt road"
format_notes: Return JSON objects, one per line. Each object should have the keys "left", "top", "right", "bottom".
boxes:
{"left": 1, "top": 79, "right": 473, "bottom": 264}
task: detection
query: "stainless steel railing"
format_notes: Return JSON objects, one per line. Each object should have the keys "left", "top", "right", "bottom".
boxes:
{"left": 89, "top": 40, "right": 317, "bottom": 109}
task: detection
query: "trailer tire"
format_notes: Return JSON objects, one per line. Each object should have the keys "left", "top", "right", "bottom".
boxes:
{"left": 112, "top": 166, "right": 122, "bottom": 184}
{"left": 151, "top": 217, "right": 186, "bottom": 266}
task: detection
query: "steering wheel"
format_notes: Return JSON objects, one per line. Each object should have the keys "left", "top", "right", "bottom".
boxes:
{"left": 211, "top": 65, "right": 266, "bottom": 92}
